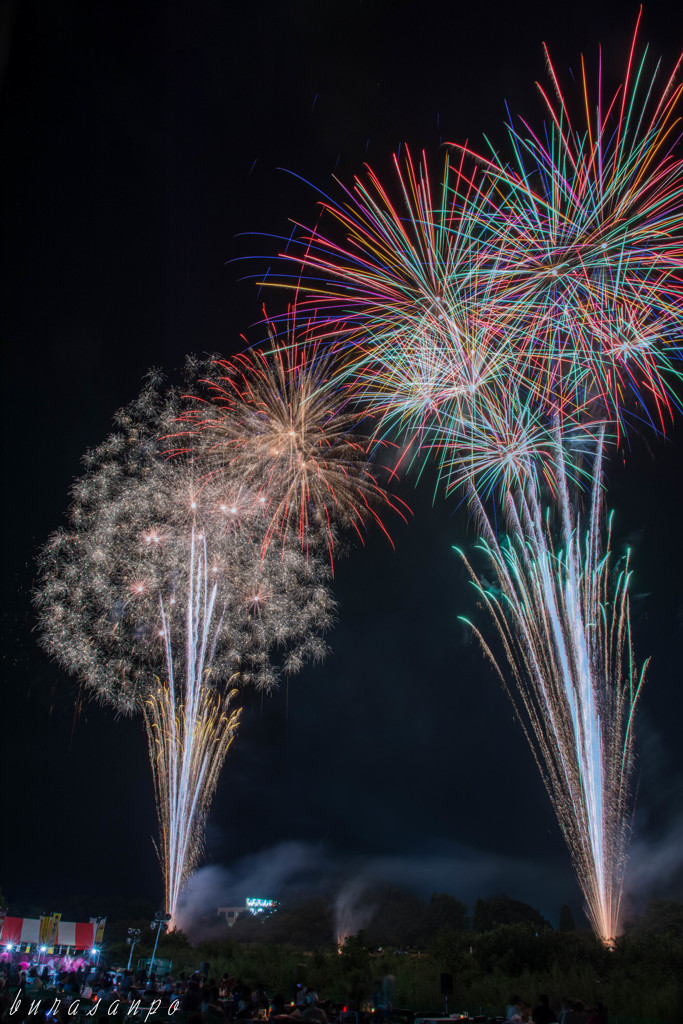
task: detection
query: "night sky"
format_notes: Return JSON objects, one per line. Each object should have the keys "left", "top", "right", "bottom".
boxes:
{"left": 3, "top": 0, "right": 683, "bottom": 932}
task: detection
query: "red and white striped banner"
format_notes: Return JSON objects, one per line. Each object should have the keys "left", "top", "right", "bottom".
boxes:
{"left": 0, "top": 916, "right": 100, "bottom": 950}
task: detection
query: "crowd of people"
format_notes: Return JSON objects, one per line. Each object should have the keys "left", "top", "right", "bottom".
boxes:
{"left": 506, "top": 993, "right": 608, "bottom": 1024}
{"left": 0, "top": 967, "right": 363, "bottom": 1024}
{"left": 0, "top": 964, "right": 611, "bottom": 1024}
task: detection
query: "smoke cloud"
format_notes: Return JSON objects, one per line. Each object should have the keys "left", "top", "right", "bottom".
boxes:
{"left": 175, "top": 838, "right": 576, "bottom": 940}
{"left": 623, "top": 810, "right": 683, "bottom": 913}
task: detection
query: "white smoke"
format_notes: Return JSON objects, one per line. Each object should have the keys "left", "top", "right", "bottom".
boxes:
{"left": 620, "top": 709, "right": 683, "bottom": 917}
{"left": 623, "top": 809, "right": 683, "bottom": 913}
{"left": 333, "top": 877, "right": 376, "bottom": 945}
{"left": 174, "top": 840, "right": 331, "bottom": 936}
{"left": 174, "top": 838, "right": 575, "bottom": 939}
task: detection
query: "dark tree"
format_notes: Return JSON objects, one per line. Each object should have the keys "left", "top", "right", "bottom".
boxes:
{"left": 426, "top": 893, "right": 469, "bottom": 934}
{"left": 364, "top": 887, "right": 428, "bottom": 947}
{"left": 472, "top": 893, "right": 551, "bottom": 932}
{"left": 628, "top": 900, "right": 683, "bottom": 938}
{"left": 559, "top": 904, "right": 576, "bottom": 932}
{"left": 231, "top": 895, "right": 334, "bottom": 947}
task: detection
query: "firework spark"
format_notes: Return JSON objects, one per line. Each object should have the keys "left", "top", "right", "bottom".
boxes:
{"left": 457, "top": 435, "right": 646, "bottom": 942}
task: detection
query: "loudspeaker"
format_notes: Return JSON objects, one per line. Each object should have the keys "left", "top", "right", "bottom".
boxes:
{"left": 200, "top": 962, "right": 210, "bottom": 976}
{"left": 440, "top": 973, "right": 453, "bottom": 995}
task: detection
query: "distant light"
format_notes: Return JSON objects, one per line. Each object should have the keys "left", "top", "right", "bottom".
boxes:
{"left": 191, "top": 502, "right": 197, "bottom": 509}
{"left": 5, "top": 944, "right": 13, "bottom": 951}
{"left": 40, "top": 946, "right": 47, "bottom": 953}
{"left": 246, "top": 897, "right": 276, "bottom": 915}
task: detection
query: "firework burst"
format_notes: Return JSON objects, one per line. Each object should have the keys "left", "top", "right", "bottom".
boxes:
{"left": 36, "top": 377, "right": 334, "bottom": 918}
{"left": 452, "top": 18, "right": 683, "bottom": 429}
{"left": 174, "top": 326, "right": 409, "bottom": 563}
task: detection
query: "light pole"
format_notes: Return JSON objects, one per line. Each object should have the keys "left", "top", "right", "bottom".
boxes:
{"left": 126, "top": 929, "right": 142, "bottom": 971}
{"left": 147, "top": 913, "right": 171, "bottom": 981}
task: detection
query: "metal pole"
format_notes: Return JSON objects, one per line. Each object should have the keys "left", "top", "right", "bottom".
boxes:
{"left": 148, "top": 924, "right": 161, "bottom": 982}
{"left": 126, "top": 939, "right": 137, "bottom": 972}
{"left": 147, "top": 913, "right": 170, "bottom": 982}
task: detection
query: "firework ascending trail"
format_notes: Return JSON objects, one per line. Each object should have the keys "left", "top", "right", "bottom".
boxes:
{"left": 143, "top": 679, "right": 240, "bottom": 922}
{"left": 36, "top": 376, "right": 335, "bottom": 920}
{"left": 457, "top": 434, "right": 646, "bottom": 942}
